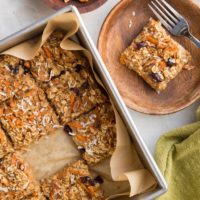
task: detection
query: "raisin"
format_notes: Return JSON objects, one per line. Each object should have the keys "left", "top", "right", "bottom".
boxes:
{"left": 10, "top": 66, "right": 19, "bottom": 75}
{"left": 23, "top": 67, "right": 30, "bottom": 74}
{"left": 88, "top": 179, "right": 96, "bottom": 186}
{"left": 136, "top": 41, "right": 147, "bottom": 50}
{"left": 48, "top": 69, "right": 51, "bottom": 76}
{"left": 80, "top": 176, "right": 90, "bottom": 184}
{"left": 151, "top": 72, "right": 163, "bottom": 82}
{"left": 78, "top": 146, "right": 85, "bottom": 154}
{"left": 167, "top": 58, "right": 176, "bottom": 67}
{"left": 94, "top": 176, "right": 104, "bottom": 184}
{"left": 70, "top": 87, "right": 80, "bottom": 96}
{"left": 63, "top": 125, "right": 73, "bottom": 136}
{"left": 81, "top": 81, "right": 89, "bottom": 90}
{"left": 74, "top": 64, "right": 82, "bottom": 72}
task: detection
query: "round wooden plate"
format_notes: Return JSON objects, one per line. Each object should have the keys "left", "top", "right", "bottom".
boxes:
{"left": 42, "top": 0, "right": 107, "bottom": 13}
{"left": 98, "top": 0, "right": 200, "bottom": 115}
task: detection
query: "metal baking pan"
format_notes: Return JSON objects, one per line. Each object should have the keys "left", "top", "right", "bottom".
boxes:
{"left": 0, "top": 6, "right": 167, "bottom": 200}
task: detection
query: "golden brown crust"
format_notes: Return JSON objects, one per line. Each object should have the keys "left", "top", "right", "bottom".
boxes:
{"left": 43, "top": 68, "right": 108, "bottom": 124}
{"left": 28, "top": 31, "right": 87, "bottom": 83}
{"left": 0, "top": 55, "right": 36, "bottom": 103}
{"left": 120, "top": 18, "right": 194, "bottom": 92}
{"left": 0, "top": 88, "right": 60, "bottom": 150}
{"left": 0, "top": 153, "right": 44, "bottom": 200}
{"left": 40, "top": 160, "right": 105, "bottom": 200}
{"left": 64, "top": 103, "right": 116, "bottom": 165}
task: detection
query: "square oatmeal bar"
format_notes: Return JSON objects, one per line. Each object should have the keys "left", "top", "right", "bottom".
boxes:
{"left": 64, "top": 103, "right": 116, "bottom": 165}
{"left": 0, "top": 153, "right": 44, "bottom": 200}
{"left": 40, "top": 160, "right": 104, "bottom": 200}
{"left": 43, "top": 67, "right": 108, "bottom": 124}
{"left": 0, "top": 88, "right": 60, "bottom": 150}
{"left": 0, "top": 128, "right": 13, "bottom": 158}
{"left": 120, "top": 18, "right": 194, "bottom": 92}
{"left": 27, "top": 31, "right": 87, "bottom": 83}
{"left": 0, "top": 55, "right": 36, "bottom": 103}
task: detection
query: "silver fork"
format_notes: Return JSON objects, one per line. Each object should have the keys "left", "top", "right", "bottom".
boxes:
{"left": 148, "top": 0, "right": 200, "bottom": 48}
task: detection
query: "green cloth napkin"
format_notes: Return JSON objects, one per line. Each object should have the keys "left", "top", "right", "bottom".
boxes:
{"left": 155, "top": 107, "right": 200, "bottom": 200}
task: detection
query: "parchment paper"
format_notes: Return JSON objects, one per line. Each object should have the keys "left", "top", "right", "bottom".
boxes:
{"left": 2, "top": 12, "right": 157, "bottom": 199}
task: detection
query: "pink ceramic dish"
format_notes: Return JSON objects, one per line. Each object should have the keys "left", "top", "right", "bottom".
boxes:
{"left": 42, "top": 0, "right": 107, "bottom": 13}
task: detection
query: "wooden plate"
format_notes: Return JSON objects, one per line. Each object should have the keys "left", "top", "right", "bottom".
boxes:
{"left": 42, "top": 0, "right": 107, "bottom": 13}
{"left": 98, "top": 0, "right": 200, "bottom": 115}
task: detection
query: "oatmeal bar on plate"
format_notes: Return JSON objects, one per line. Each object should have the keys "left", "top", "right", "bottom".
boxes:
{"left": 0, "top": 88, "right": 59, "bottom": 150}
{"left": 0, "top": 153, "right": 44, "bottom": 200}
{"left": 28, "top": 31, "right": 87, "bottom": 83}
{"left": 120, "top": 18, "right": 193, "bottom": 92}
{"left": 0, "top": 55, "right": 36, "bottom": 103}
{"left": 43, "top": 67, "right": 108, "bottom": 124}
{"left": 64, "top": 103, "right": 116, "bottom": 165}
{"left": 40, "top": 160, "right": 104, "bottom": 200}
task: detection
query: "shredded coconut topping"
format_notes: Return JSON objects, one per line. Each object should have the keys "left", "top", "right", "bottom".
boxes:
{"left": 0, "top": 92, "right": 7, "bottom": 97}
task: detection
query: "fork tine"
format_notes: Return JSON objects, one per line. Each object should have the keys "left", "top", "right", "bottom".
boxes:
{"left": 160, "top": 0, "right": 182, "bottom": 19}
{"left": 151, "top": 1, "right": 175, "bottom": 26}
{"left": 148, "top": 4, "right": 172, "bottom": 30}
{"left": 155, "top": 0, "right": 179, "bottom": 23}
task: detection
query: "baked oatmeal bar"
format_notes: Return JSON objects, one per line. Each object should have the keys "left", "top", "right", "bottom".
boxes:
{"left": 27, "top": 31, "right": 87, "bottom": 82}
{"left": 64, "top": 103, "right": 116, "bottom": 165}
{"left": 0, "top": 88, "right": 60, "bottom": 150}
{"left": 40, "top": 160, "right": 105, "bottom": 200}
{"left": 43, "top": 67, "right": 108, "bottom": 124}
{"left": 0, "top": 128, "right": 13, "bottom": 158}
{"left": 0, "top": 55, "right": 36, "bottom": 103}
{"left": 0, "top": 153, "right": 44, "bottom": 200}
{"left": 120, "top": 18, "right": 194, "bottom": 92}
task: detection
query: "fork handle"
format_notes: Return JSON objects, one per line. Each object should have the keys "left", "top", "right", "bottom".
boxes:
{"left": 188, "top": 33, "right": 200, "bottom": 48}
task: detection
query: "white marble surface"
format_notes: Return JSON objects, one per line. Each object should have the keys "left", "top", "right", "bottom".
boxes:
{"left": 0, "top": 0, "right": 200, "bottom": 155}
